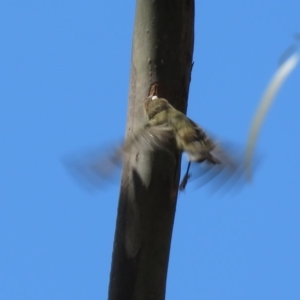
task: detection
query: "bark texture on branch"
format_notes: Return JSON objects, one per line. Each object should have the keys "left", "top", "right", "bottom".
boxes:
{"left": 108, "top": 1, "right": 194, "bottom": 299}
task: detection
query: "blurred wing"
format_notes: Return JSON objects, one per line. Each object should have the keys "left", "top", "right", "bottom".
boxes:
{"left": 64, "top": 125, "right": 175, "bottom": 191}
{"left": 181, "top": 139, "right": 248, "bottom": 192}
{"left": 64, "top": 144, "right": 123, "bottom": 191}
{"left": 124, "top": 124, "right": 175, "bottom": 153}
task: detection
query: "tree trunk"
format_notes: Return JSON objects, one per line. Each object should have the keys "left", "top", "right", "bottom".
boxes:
{"left": 108, "top": 1, "right": 194, "bottom": 299}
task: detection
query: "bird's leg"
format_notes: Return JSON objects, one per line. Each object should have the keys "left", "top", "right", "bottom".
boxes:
{"left": 179, "top": 161, "right": 191, "bottom": 191}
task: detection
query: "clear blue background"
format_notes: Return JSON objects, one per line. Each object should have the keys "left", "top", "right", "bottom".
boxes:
{"left": 1, "top": 1, "right": 300, "bottom": 299}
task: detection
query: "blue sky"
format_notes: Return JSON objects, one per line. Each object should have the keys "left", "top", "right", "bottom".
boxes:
{"left": 1, "top": 1, "right": 300, "bottom": 299}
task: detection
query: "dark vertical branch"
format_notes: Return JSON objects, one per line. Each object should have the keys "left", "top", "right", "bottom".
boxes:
{"left": 108, "top": 1, "right": 194, "bottom": 300}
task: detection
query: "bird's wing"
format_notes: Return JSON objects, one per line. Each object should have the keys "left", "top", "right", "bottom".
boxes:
{"left": 123, "top": 124, "right": 175, "bottom": 153}
{"left": 183, "top": 140, "right": 247, "bottom": 192}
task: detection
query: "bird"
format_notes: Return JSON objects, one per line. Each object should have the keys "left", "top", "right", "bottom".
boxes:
{"left": 66, "top": 96, "right": 243, "bottom": 191}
